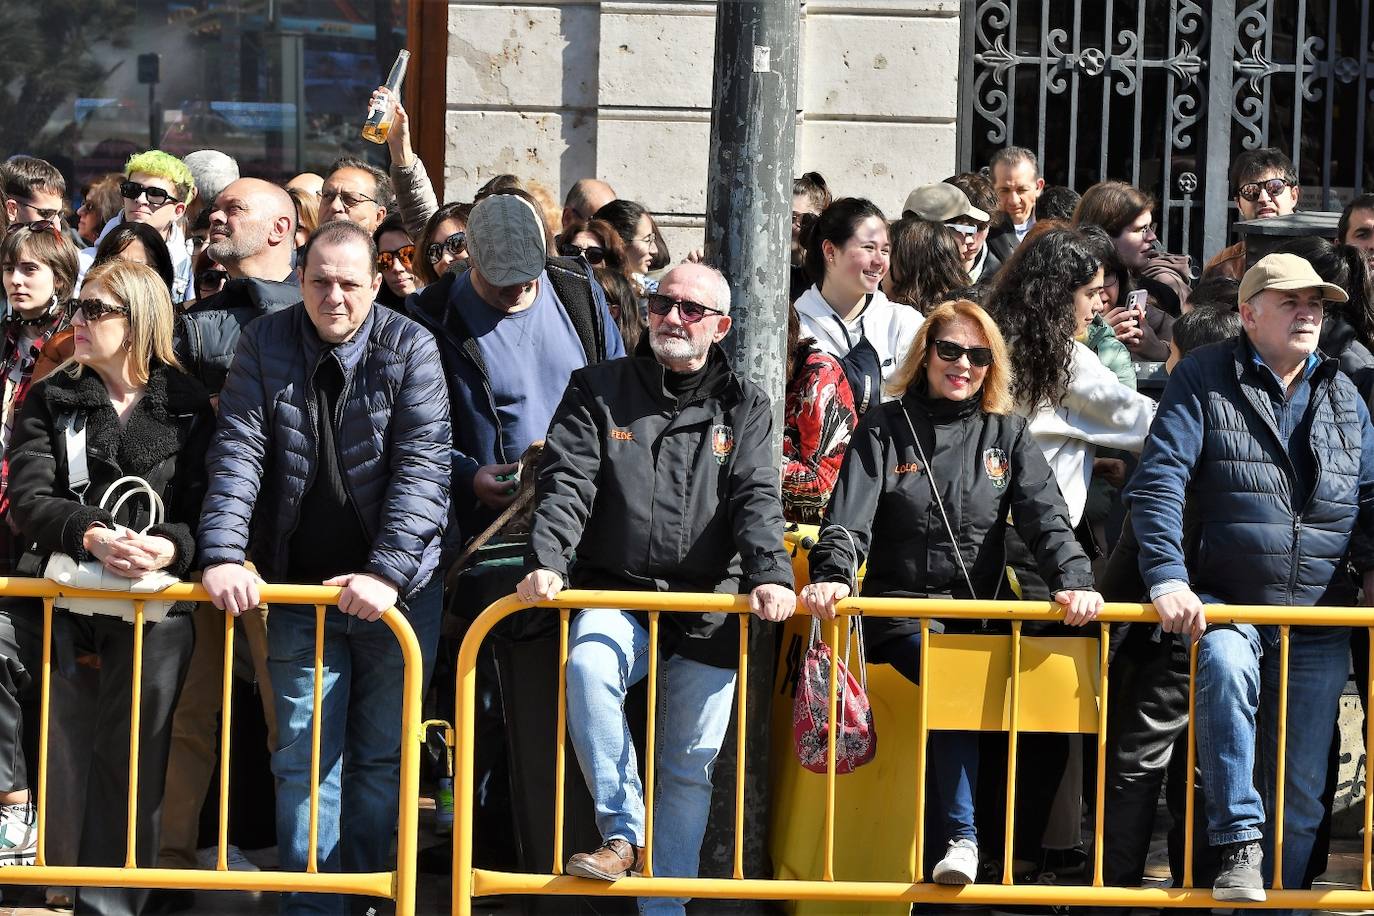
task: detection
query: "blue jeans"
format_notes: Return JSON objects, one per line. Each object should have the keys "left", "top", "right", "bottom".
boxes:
{"left": 566, "top": 609, "right": 737, "bottom": 916}
{"left": 876, "top": 632, "right": 980, "bottom": 845}
{"left": 268, "top": 579, "right": 442, "bottom": 916}
{"left": 1191, "top": 618, "right": 1348, "bottom": 895}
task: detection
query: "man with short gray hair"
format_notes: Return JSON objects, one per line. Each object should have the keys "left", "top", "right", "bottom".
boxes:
{"left": 1127, "top": 252, "right": 1374, "bottom": 903}
{"left": 516, "top": 263, "right": 796, "bottom": 910}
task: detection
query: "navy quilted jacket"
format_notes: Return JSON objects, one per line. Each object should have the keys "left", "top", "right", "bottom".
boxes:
{"left": 197, "top": 303, "right": 451, "bottom": 598}
{"left": 1127, "top": 336, "right": 1374, "bottom": 607}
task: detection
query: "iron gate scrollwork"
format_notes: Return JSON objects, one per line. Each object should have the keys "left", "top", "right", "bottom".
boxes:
{"left": 957, "top": 0, "right": 1374, "bottom": 266}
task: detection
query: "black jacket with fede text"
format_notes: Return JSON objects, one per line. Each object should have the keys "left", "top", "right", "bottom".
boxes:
{"left": 809, "top": 386, "right": 1094, "bottom": 651}
{"left": 526, "top": 343, "right": 794, "bottom": 667}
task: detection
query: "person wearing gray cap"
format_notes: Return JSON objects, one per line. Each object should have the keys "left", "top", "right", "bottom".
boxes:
{"left": 406, "top": 189, "right": 624, "bottom": 541}
{"left": 1126, "top": 252, "right": 1374, "bottom": 904}
{"left": 903, "top": 182, "right": 996, "bottom": 282}
{"left": 181, "top": 149, "right": 240, "bottom": 234}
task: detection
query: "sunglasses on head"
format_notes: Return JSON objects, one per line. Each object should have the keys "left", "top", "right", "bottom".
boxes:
{"left": 932, "top": 338, "right": 994, "bottom": 367}
{"left": 119, "top": 179, "right": 178, "bottom": 208}
{"left": 426, "top": 231, "right": 466, "bottom": 264}
{"left": 376, "top": 245, "right": 416, "bottom": 272}
{"left": 646, "top": 292, "right": 724, "bottom": 324}
{"left": 557, "top": 242, "right": 607, "bottom": 265}
{"left": 196, "top": 268, "right": 228, "bottom": 291}
{"left": 68, "top": 298, "right": 129, "bottom": 322}
{"left": 4, "top": 219, "right": 61, "bottom": 239}
{"left": 1238, "top": 177, "right": 1295, "bottom": 203}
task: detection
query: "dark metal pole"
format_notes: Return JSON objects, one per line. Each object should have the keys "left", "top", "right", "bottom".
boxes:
{"left": 700, "top": 0, "right": 800, "bottom": 896}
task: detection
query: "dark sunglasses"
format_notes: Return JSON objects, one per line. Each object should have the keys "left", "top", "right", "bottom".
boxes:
{"left": 557, "top": 242, "right": 607, "bottom": 265}
{"left": 68, "top": 298, "right": 129, "bottom": 322}
{"left": 376, "top": 245, "right": 416, "bottom": 272}
{"left": 646, "top": 292, "right": 724, "bottom": 324}
{"left": 932, "top": 338, "right": 994, "bottom": 367}
{"left": 1238, "top": 177, "right": 1295, "bottom": 203}
{"left": 196, "top": 268, "right": 228, "bottom": 291}
{"left": 426, "top": 232, "right": 466, "bottom": 264}
{"left": 4, "top": 219, "right": 61, "bottom": 239}
{"left": 10, "top": 198, "right": 62, "bottom": 222}
{"left": 119, "top": 179, "right": 178, "bottom": 208}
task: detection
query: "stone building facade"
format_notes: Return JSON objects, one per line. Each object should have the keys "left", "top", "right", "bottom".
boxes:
{"left": 441, "top": 0, "right": 961, "bottom": 254}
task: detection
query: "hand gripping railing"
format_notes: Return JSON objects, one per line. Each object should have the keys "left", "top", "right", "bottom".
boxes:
{"left": 0, "top": 577, "right": 424, "bottom": 914}
{"left": 454, "top": 590, "right": 1374, "bottom": 912}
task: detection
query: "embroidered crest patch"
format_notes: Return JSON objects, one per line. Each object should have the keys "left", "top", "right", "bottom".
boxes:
{"left": 982, "top": 447, "right": 1010, "bottom": 490}
{"left": 711, "top": 424, "right": 735, "bottom": 465}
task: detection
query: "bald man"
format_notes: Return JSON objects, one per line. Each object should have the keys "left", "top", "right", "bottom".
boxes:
{"left": 175, "top": 177, "right": 304, "bottom": 394}
{"left": 161, "top": 177, "right": 306, "bottom": 881}
{"left": 562, "top": 178, "right": 617, "bottom": 228}
{"left": 285, "top": 171, "right": 324, "bottom": 198}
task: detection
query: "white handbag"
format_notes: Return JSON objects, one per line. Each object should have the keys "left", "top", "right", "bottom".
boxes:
{"left": 42, "top": 416, "right": 178, "bottom": 622}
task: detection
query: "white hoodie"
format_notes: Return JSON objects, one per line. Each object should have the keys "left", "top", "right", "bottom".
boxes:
{"left": 77, "top": 213, "right": 193, "bottom": 304}
{"left": 1024, "top": 340, "right": 1156, "bottom": 525}
{"left": 793, "top": 285, "right": 924, "bottom": 404}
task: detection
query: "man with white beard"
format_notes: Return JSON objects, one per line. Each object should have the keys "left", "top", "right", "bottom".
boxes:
{"left": 516, "top": 262, "right": 796, "bottom": 914}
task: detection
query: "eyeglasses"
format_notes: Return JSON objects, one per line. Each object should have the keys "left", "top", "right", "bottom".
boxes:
{"left": 9, "top": 198, "right": 61, "bottom": 221}
{"left": 1238, "top": 177, "right": 1295, "bottom": 203}
{"left": 557, "top": 242, "right": 607, "bottom": 265}
{"left": 646, "top": 292, "right": 724, "bottom": 324}
{"left": 119, "top": 180, "right": 179, "bottom": 208}
{"left": 1128, "top": 222, "right": 1159, "bottom": 239}
{"left": 634, "top": 232, "right": 657, "bottom": 247}
{"left": 931, "top": 338, "right": 994, "bottom": 367}
{"left": 376, "top": 245, "right": 416, "bottom": 272}
{"left": 68, "top": 298, "right": 129, "bottom": 322}
{"left": 4, "top": 219, "right": 61, "bottom": 239}
{"left": 196, "top": 268, "right": 228, "bottom": 292}
{"left": 320, "top": 188, "right": 378, "bottom": 211}
{"left": 426, "top": 231, "right": 466, "bottom": 264}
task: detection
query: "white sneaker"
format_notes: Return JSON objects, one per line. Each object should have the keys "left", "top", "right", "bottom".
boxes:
{"left": 196, "top": 844, "right": 260, "bottom": 871}
{"left": 932, "top": 837, "right": 979, "bottom": 885}
{"left": 0, "top": 802, "right": 36, "bottom": 865}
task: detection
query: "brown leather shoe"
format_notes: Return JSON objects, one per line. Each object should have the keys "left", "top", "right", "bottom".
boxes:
{"left": 564, "top": 838, "right": 644, "bottom": 880}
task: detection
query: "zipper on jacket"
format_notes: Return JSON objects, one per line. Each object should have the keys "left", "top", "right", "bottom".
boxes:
{"left": 282, "top": 367, "right": 323, "bottom": 547}
{"left": 332, "top": 370, "right": 378, "bottom": 546}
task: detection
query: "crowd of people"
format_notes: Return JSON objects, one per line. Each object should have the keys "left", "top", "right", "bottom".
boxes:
{"left": 1, "top": 78, "right": 1374, "bottom": 916}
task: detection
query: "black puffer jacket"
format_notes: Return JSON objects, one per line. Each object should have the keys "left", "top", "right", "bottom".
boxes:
{"left": 809, "top": 385, "right": 1095, "bottom": 651}
{"left": 8, "top": 363, "right": 215, "bottom": 611}
{"left": 174, "top": 276, "right": 301, "bottom": 394}
{"left": 526, "top": 342, "right": 793, "bottom": 667}
{"left": 197, "top": 303, "right": 451, "bottom": 598}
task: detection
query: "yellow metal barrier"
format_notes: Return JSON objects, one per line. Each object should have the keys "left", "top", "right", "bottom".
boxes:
{"left": 0, "top": 577, "right": 424, "bottom": 914}
{"left": 454, "top": 590, "right": 1374, "bottom": 913}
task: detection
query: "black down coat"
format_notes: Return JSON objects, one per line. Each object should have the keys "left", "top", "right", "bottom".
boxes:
{"left": 196, "top": 303, "right": 451, "bottom": 598}
{"left": 7, "top": 362, "right": 215, "bottom": 611}
{"left": 809, "top": 385, "right": 1095, "bottom": 652}
{"left": 174, "top": 276, "right": 302, "bottom": 394}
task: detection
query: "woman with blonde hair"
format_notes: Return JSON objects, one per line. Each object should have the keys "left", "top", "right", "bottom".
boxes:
{"left": 0, "top": 258, "right": 213, "bottom": 905}
{"left": 287, "top": 184, "right": 320, "bottom": 252}
{"left": 803, "top": 299, "right": 1101, "bottom": 886}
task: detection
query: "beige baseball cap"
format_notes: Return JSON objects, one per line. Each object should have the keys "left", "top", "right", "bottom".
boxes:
{"left": 902, "top": 183, "right": 990, "bottom": 223}
{"left": 1238, "top": 252, "right": 1348, "bottom": 305}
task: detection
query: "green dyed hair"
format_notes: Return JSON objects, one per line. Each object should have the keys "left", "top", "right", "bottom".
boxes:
{"left": 123, "top": 150, "right": 196, "bottom": 204}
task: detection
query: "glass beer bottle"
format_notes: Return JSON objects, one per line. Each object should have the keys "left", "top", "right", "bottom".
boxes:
{"left": 362, "top": 49, "right": 410, "bottom": 144}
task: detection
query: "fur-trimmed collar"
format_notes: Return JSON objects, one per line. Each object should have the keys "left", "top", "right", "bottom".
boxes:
{"left": 39, "top": 363, "right": 208, "bottom": 478}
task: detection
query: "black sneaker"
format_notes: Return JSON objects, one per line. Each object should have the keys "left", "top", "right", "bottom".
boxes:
{"left": 1212, "top": 840, "right": 1265, "bottom": 903}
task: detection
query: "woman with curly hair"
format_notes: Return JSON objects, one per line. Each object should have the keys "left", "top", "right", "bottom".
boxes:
{"left": 885, "top": 216, "right": 969, "bottom": 315}
{"left": 986, "top": 225, "right": 1155, "bottom": 546}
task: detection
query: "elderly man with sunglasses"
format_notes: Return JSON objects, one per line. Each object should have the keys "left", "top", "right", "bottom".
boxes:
{"left": 78, "top": 149, "right": 197, "bottom": 303}
{"left": 516, "top": 262, "right": 795, "bottom": 911}
{"left": 1203, "top": 147, "right": 1301, "bottom": 281}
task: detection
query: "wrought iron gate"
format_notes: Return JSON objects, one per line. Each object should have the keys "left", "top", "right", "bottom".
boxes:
{"left": 957, "top": 0, "right": 1374, "bottom": 265}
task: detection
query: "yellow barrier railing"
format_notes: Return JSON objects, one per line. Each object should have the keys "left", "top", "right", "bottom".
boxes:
{"left": 454, "top": 590, "right": 1374, "bottom": 912}
{"left": 0, "top": 577, "right": 424, "bottom": 914}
